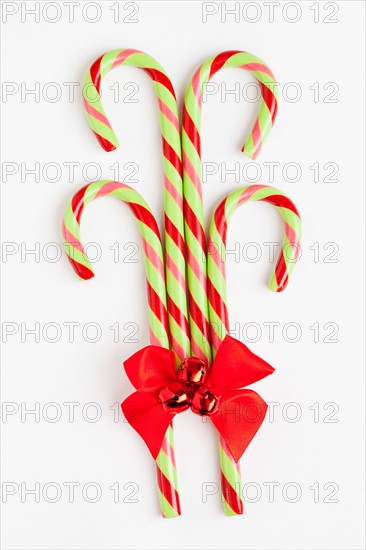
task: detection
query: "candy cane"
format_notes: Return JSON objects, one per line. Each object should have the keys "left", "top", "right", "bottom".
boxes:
{"left": 182, "top": 51, "right": 278, "bottom": 515}
{"left": 62, "top": 180, "right": 181, "bottom": 518}
{"left": 83, "top": 49, "right": 190, "bottom": 363}
{"left": 182, "top": 50, "right": 278, "bottom": 362}
{"left": 207, "top": 184, "right": 302, "bottom": 514}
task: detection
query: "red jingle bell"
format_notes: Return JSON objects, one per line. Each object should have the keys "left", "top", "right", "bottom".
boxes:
{"left": 190, "top": 386, "right": 221, "bottom": 416}
{"left": 177, "top": 357, "right": 207, "bottom": 385}
{"left": 158, "top": 382, "right": 190, "bottom": 413}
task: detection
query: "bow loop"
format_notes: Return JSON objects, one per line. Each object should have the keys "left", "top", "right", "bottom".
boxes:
{"left": 124, "top": 345, "right": 177, "bottom": 391}
{"left": 209, "top": 336, "right": 275, "bottom": 391}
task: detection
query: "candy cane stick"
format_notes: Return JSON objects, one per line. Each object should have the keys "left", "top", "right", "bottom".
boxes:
{"left": 62, "top": 180, "right": 181, "bottom": 518}
{"left": 207, "top": 184, "right": 302, "bottom": 514}
{"left": 182, "top": 51, "right": 278, "bottom": 515}
{"left": 182, "top": 50, "right": 278, "bottom": 362}
{"left": 83, "top": 49, "right": 190, "bottom": 363}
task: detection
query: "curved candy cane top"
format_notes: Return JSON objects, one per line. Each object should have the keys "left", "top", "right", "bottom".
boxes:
{"left": 62, "top": 180, "right": 169, "bottom": 349}
{"left": 62, "top": 179, "right": 182, "bottom": 517}
{"left": 207, "top": 185, "right": 302, "bottom": 353}
{"left": 181, "top": 50, "right": 278, "bottom": 364}
{"left": 83, "top": 49, "right": 189, "bottom": 363}
{"left": 183, "top": 50, "right": 278, "bottom": 161}
{"left": 83, "top": 49, "right": 180, "bottom": 154}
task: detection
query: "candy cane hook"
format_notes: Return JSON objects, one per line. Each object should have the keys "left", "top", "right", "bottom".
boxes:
{"left": 182, "top": 50, "right": 278, "bottom": 362}
{"left": 83, "top": 49, "right": 190, "bottom": 364}
{"left": 208, "top": 184, "right": 302, "bottom": 353}
{"left": 207, "top": 184, "right": 302, "bottom": 515}
{"left": 62, "top": 180, "right": 181, "bottom": 518}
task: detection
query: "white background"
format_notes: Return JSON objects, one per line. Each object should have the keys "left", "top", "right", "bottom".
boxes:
{"left": 1, "top": 1, "right": 365, "bottom": 549}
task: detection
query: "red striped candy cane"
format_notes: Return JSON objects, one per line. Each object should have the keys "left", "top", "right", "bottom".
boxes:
{"left": 83, "top": 49, "right": 190, "bottom": 364}
{"left": 62, "top": 180, "right": 181, "bottom": 518}
{"left": 182, "top": 51, "right": 278, "bottom": 363}
{"left": 182, "top": 51, "right": 278, "bottom": 514}
{"left": 208, "top": 185, "right": 302, "bottom": 353}
{"left": 207, "top": 184, "right": 302, "bottom": 514}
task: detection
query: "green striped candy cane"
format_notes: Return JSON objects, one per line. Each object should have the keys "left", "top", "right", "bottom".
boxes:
{"left": 62, "top": 180, "right": 181, "bottom": 518}
{"left": 182, "top": 51, "right": 279, "bottom": 515}
{"left": 207, "top": 184, "right": 302, "bottom": 514}
{"left": 83, "top": 49, "right": 190, "bottom": 364}
{"left": 182, "top": 50, "right": 278, "bottom": 363}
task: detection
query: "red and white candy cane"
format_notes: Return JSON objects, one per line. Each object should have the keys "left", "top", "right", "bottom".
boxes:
{"left": 62, "top": 180, "right": 181, "bottom": 518}
{"left": 207, "top": 184, "right": 302, "bottom": 514}
{"left": 83, "top": 49, "right": 190, "bottom": 364}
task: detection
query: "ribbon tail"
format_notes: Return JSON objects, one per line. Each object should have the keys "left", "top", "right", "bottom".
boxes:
{"left": 121, "top": 391, "right": 175, "bottom": 460}
{"left": 211, "top": 389, "right": 268, "bottom": 463}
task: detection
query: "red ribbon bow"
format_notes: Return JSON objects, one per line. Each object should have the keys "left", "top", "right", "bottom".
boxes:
{"left": 121, "top": 335, "right": 274, "bottom": 462}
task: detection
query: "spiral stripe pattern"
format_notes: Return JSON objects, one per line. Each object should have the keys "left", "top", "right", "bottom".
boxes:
{"left": 208, "top": 185, "right": 302, "bottom": 353}
{"left": 83, "top": 49, "right": 190, "bottom": 364}
{"left": 219, "top": 438, "right": 242, "bottom": 515}
{"left": 182, "top": 50, "right": 278, "bottom": 362}
{"left": 62, "top": 180, "right": 181, "bottom": 518}
{"left": 207, "top": 185, "right": 302, "bottom": 513}
{"left": 182, "top": 52, "right": 278, "bottom": 515}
